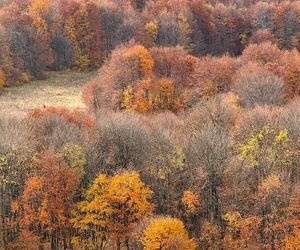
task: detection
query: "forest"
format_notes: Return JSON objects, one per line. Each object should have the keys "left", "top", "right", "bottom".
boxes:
{"left": 1, "top": 0, "right": 300, "bottom": 249}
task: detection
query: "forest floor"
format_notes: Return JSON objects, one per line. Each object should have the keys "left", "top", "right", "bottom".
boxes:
{"left": 0, "top": 71, "right": 96, "bottom": 117}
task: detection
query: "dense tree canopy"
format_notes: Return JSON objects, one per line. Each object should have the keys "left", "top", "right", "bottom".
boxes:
{"left": 2, "top": 0, "right": 300, "bottom": 249}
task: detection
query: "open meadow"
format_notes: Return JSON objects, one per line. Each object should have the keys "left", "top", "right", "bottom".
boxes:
{"left": 0, "top": 71, "right": 96, "bottom": 116}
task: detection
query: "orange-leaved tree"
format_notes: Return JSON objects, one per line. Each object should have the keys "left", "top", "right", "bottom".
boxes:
{"left": 12, "top": 151, "right": 79, "bottom": 249}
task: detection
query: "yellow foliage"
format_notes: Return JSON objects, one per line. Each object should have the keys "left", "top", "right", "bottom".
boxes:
{"left": 202, "top": 81, "right": 220, "bottom": 99}
{"left": 178, "top": 15, "right": 193, "bottom": 50}
{"left": 153, "top": 147, "right": 186, "bottom": 180}
{"left": 182, "top": 191, "right": 200, "bottom": 214}
{"left": 149, "top": 78, "right": 175, "bottom": 110}
{"left": 275, "top": 128, "right": 289, "bottom": 143}
{"left": 291, "top": 36, "right": 299, "bottom": 48}
{"left": 121, "top": 86, "right": 133, "bottom": 109}
{"left": 199, "top": 222, "right": 222, "bottom": 249}
{"left": 28, "top": 0, "right": 51, "bottom": 39}
{"left": 238, "top": 127, "right": 293, "bottom": 175}
{"left": 141, "top": 217, "right": 197, "bottom": 250}
{"left": 59, "top": 143, "right": 86, "bottom": 179}
{"left": 258, "top": 175, "right": 281, "bottom": 199}
{"left": 30, "top": 13, "right": 49, "bottom": 37}
{"left": 136, "top": 47, "right": 154, "bottom": 77}
{"left": 240, "top": 33, "right": 248, "bottom": 45}
{"left": 222, "top": 93, "right": 240, "bottom": 113}
{"left": 179, "top": 16, "right": 192, "bottom": 37}
{"left": 75, "top": 55, "right": 91, "bottom": 72}
{"left": 28, "top": 0, "right": 51, "bottom": 14}
{"left": 71, "top": 171, "right": 153, "bottom": 247}
{"left": 223, "top": 212, "right": 242, "bottom": 233}
{"left": 64, "top": 6, "right": 98, "bottom": 70}
{"left": 65, "top": 17, "right": 77, "bottom": 47}
{"left": 145, "top": 21, "right": 159, "bottom": 45}
{"left": 20, "top": 73, "right": 30, "bottom": 83}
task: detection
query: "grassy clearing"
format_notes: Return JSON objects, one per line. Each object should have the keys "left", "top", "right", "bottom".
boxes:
{"left": 0, "top": 71, "right": 96, "bottom": 117}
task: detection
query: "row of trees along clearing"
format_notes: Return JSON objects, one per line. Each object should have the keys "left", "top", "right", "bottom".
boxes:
{"left": 3, "top": 0, "right": 300, "bottom": 87}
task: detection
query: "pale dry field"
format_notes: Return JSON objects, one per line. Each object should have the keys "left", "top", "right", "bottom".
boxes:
{"left": 0, "top": 71, "right": 96, "bottom": 117}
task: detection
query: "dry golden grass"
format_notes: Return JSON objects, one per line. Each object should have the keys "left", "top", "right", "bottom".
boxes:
{"left": 0, "top": 71, "right": 96, "bottom": 117}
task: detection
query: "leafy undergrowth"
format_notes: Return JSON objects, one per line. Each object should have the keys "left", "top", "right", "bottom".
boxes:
{"left": 0, "top": 71, "right": 96, "bottom": 116}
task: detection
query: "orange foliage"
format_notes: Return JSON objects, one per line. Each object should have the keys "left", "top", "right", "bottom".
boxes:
{"left": 62, "top": 1, "right": 102, "bottom": 70}
{"left": 99, "top": 43, "right": 154, "bottom": 92}
{"left": 122, "top": 78, "right": 188, "bottom": 112}
{"left": 182, "top": 190, "right": 200, "bottom": 214}
{"left": 280, "top": 50, "right": 300, "bottom": 97}
{"left": 249, "top": 29, "right": 275, "bottom": 45}
{"left": 29, "top": 107, "right": 94, "bottom": 128}
{"left": 238, "top": 46, "right": 300, "bottom": 98}
{"left": 123, "top": 45, "right": 154, "bottom": 78}
{"left": 194, "top": 55, "right": 240, "bottom": 98}
{"left": 241, "top": 42, "right": 282, "bottom": 66}
{"left": 0, "top": 69, "right": 5, "bottom": 89}
{"left": 284, "top": 187, "right": 300, "bottom": 249}
{"left": 13, "top": 151, "right": 78, "bottom": 248}
{"left": 255, "top": 175, "right": 290, "bottom": 249}
{"left": 233, "top": 62, "right": 264, "bottom": 84}
{"left": 199, "top": 221, "right": 222, "bottom": 249}
{"left": 84, "top": 45, "right": 194, "bottom": 113}
{"left": 0, "top": 2, "right": 52, "bottom": 79}
{"left": 28, "top": 0, "right": 51, "bottom": 14}
{"left": 132, "top": 80, "right": 151, "bottom": 113}
{"left": 149, "top": 46, "right": 197, "bottom": 87}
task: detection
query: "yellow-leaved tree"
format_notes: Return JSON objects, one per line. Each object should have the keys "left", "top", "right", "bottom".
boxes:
{"left": 145, "top": 21, "right": 159, "bottom": 46}
{"left": 71, "top": 171, "right": 153, "bottom": 250}
{"left": 238, "top": 127, "right": 294, "bottom": 182}
{"left": 141, "top": 217, "right": 197, "bottom": 250}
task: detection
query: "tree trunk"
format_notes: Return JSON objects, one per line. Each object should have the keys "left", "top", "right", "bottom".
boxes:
{"left": 125, "top": 238, "right": 130, "bottom": 250}
{"left": 117, "top": 240, "right": 121, "bottom": 250}
{"left": 0, "top": 187, "right": 7, "bottom": 250}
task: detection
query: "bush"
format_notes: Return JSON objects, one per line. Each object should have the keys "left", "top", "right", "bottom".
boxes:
{"left": 194, "top": 55, "right": 240, "bottom": 98}
{"left": 233, "top": 106, "right": 278, "bottom": 143}
{"left": 149, "top": 46, "right": 197, "bottom": 86}
{"left": 20, "top": 73, "right": 30, "bottom": 83}
{"left": 74, "top": 55, "right": 91, "bottom": 72}
{"left": 241, "top": 42, "right": 282, "bottom": 66}
{"left": 234, "top": 72, "right": 286, "bottom": 108}
{"left": 277, "top": 98, "right": 300, "bottom": 142}
{"left": 249, "top": 29, "right": 275, "bottom": 45}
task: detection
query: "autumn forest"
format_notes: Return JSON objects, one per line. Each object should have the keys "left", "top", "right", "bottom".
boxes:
{"left": 1, "top": 0, "right": 300, "bottom": 249}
